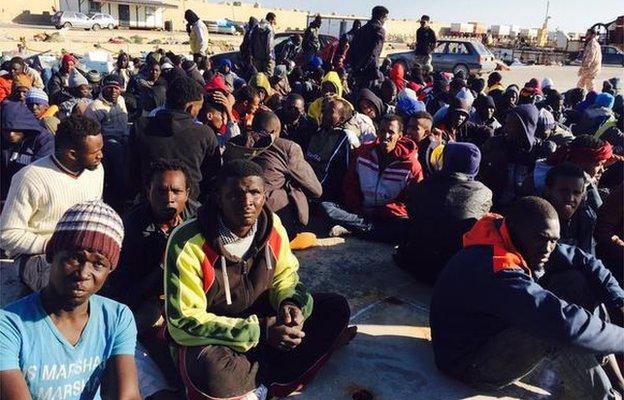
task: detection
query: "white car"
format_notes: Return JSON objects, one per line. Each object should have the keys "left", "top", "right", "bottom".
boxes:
{"left": 52, "top": 11, "right": 118, "bottom": 30}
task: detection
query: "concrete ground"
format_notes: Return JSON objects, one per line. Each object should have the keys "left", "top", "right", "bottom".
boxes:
{"left": 1, "top": 237, "right": 563, "bottom": 400}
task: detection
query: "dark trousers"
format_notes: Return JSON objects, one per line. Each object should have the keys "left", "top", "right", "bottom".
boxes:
{"left": 102, "top": 135, "right": 128, "bottom": 213}
{"left": 320, "top": 201, "right": 409, "bottom": 243}
{"left": 181, "top": 293, "right": 350, "bottom": 398}
{"left": 456, "top": 269, "right": 619, "bottom": 400}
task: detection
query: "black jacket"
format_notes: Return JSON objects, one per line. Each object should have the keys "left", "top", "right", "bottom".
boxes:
{"left": 348, "top": 19, "right": 386, "bottom": 73}
{"left": 128, "top": 109, "right": 221, "bottom": 201}
{"left": 397, "top": 173, "right": 492, "bottom": 283}
{"left": 276, "top": 112, "right": 318, "bottom": 151}
{"left": 415, "top": 26, "right": 437, "bottom": 55}
{"left": 109, "top": 200, "right": 200, "bottom": 310}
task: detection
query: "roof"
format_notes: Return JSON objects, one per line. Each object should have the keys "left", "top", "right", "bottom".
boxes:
{"left": 92, "top": 0, "right": 178, "bottom": 9}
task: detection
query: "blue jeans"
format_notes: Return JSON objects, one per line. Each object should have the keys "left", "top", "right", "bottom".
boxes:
{"left": 320, "top": 202, "right": 409, "bottom": 243}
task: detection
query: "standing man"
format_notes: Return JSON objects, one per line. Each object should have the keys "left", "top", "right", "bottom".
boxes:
{"left": 348, "top": 6, "right": 388, "bottom": 89}
{"left": 414, "top": 15, "right": 437, "bottom": 74}
{"left": 302, "top": 15, "right": 322, "bottom": 65}
{"left": 252, "top": 13, "right": 277, "bottom": 76}
{"left": 185, "top": 9, "right": 209, "bottom": 58}
{"left": 577, "top": 28, "right": 602, "bottom": 92}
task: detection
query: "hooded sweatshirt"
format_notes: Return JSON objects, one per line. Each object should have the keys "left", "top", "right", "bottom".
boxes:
{"left": 1, "top": 101, "right": 54, "bottom": 200}
{"left": 479, "top": 104, "right": 539, "bottom": 210}
{"left": 307, "top": 71, "right": 350, "bottom": 125}
{"left": 129, "top": 109, "right": 221, "bottom": 201}
{"left": 343, "top": 136, "right": 423, "bottom": 218}
{"left": 430, "top": 214, "right": 624, "bottom": 376}
{"left": 164, "top": 205, "right": 313, "bottom": 352}
{"left": 357, "top": 88, "right": 385, "bottom": 122}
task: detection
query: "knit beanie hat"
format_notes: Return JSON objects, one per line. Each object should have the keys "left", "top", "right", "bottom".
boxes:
{"left": 542, "top": 77, "right": 554, "bottom": 91}
{"left": 441, "top": 142, "right": 481, "bottom": 178}
{"left": 69, "top": 71, "right": 89, "bottom": 88}
{"left": 26, "top": 88, "right": 49, "bottom": 106}
{"left": 46, "top": 200, "right": 124, "bottom": 269}
{"left": 102, "top": 74, "right": 122, "bottom": 89}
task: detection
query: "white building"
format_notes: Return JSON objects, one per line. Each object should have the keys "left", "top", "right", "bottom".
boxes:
{"left": 59, "top": 0, "right": 177, "bottom": 29}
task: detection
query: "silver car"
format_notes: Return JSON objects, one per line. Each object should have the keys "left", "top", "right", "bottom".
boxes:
{"left": 51, "top": 11, "right": 118, "bottom": 31}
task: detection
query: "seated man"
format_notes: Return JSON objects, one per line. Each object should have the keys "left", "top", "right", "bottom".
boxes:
{"left": 396, "top": 142, "right": 492, "bottom": 284}
{"left": 164, "top": 160, "right": 352, "bottom": 399}
{"left": 471, "top": 95, "right": 501, "bottom": 130}
{"left": 321, "top": 114, "right": 423, "bottom": 242}
{"left": 1, "top": 100, "right": 54, "bottom": 201}
{"left": 305, "top": 98, "right": 358, "bottom": 202}
{"left": 0, "top": 115, "right": 104, "bottom": 293}
{"left": 307, "top": 71, "right": 349, "bottom": 125}
{"left": 542, "top": 162, "right": 595, "bottom": 254}
{"left": 596, "top": 183, "right": 624, "bottom": 285}
{"left": 276, "top": 93, "right": 318, "bottom": 151}
{"left": 26, "top": 88, "right": 60, "bottom": 135}
{"left": 233, "top": 85, "right": 262, "bottom": 132}
{"left": 0, "top": 200, "right": 141, "bottom": 400}
{"left": 108, "top": 158, "right": 199, "bottom": 399}
{"left": 431, "top": 197, "right": 624, "bottom": 398}
{"left": 226, "top": 110, "right": 322, "bottom": 236}
{"left": 404, "top": 110, "right": 444, "bottom": 177}
{"left": 435, "top": 97, "right": 494, "bottom": 146}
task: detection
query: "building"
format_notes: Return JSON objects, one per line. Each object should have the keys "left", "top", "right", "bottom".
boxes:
{"left": 58, "top": 0, "right": 177, "bottom": 29}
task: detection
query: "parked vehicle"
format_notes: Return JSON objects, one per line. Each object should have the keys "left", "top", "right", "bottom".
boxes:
{"left": 51, "top": 11, "right": 118, "bottom": 31}
{"left": 210, "top": 32, "right": 336, "bottom": 72}
{"left": 571, "top": 45, "right": 624, "bottom": 66}
{"left": 205, "top": 19, "right": 244, "bottom": 35}
{"left": 388, "top": 39, "right": 497, "bottom": 76}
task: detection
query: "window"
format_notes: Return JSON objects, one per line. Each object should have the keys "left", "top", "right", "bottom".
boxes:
{"left": 76, "top": 12, "right": 88, "bottom": 20}
{"left": 145, "top": 6, "right": 156, "bottom": 17}
{"left": 88, "top": 1, "right": 101, "bottom": 13}
{"left": 433, "top": 42, "right": 447, "bottom": 54}
{"left": 447, "top": 42, "right": 469, "bottom": 55}
{"left": 604, "top": 47, "right": 615, "bottom": 54}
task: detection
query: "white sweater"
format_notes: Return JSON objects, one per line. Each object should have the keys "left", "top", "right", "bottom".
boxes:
{"left": 0, "top": 155, "right": 104, "bottom": 257}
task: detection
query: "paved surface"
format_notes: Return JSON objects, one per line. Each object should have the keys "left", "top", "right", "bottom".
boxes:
{"left": 1, "top": 238, "right": 562, "bottom": 399}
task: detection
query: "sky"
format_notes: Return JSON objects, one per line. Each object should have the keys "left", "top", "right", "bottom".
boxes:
{"left": 258, "top": 0, "right": 622, "bottom": 33}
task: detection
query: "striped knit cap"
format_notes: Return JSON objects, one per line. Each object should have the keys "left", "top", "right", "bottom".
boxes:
{"left": 46, "top": 200, "right": 124, "bottom": 268}
{"left": 26, "top": 88, "right": 49, "bottom": 106}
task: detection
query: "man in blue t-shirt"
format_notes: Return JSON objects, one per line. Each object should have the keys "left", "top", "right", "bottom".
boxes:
{"left": 0, "top": 200, "right": 140, "bottom": 400}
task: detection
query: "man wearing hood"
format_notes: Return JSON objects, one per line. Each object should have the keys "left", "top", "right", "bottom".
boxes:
{"left": 347, "top": 6, "right": 388, "bottom": 89}
{"left": 486, "top": 72, "right": 505, "bottom": 107}
{"left": 1, "top": 101, "right": 54, "bottom": 201}
{"left": 307, "top": 71, "right": 351, "bottom": 125}
{"left": 47, "top": 54, "right": 81, "bottom": 105}
{"left": 320, "top": 114, "right": 423, "bottom": 242}
{"left": 128, "top": 76, "right": 220, "bottom": 202}
{"left": 251, "top": 13, "right": 277, "bottom": 76}
{"left": 164, "top": 159, "right": 352, "bottom": 400}
{"left": 431, "top": 197, "right": 624, "bottom": 399}
{"left": 472, "top": 95, "right": 501, "bottom": 131}
{"left": 357, "top": 88, "right": 386, "bottom": 125}
{"left": 436, "top": 97, "right": 494, "bottom": 147}
{"left": 396, "top": 142, "right": 492, "bottom": 284}
{"left": 494, "top": 84, "right": 519, "bottom": 124}
{"left": 479, "top": 104, "right": 539, "bottom": 212}
{"left": 217, "top": 58, "right": 236, "bottom": 91}
{"left": 185, "top": 9, "right": 209, "bottom": 57}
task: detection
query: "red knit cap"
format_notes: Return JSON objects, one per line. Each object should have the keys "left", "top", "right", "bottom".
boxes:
{"left": 46, "top": 200, "right": 124, "bottom": 268}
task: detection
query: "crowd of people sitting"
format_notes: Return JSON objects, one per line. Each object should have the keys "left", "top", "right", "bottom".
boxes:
{"left": 1, "top": 5, "right": 623, "bottom": 400}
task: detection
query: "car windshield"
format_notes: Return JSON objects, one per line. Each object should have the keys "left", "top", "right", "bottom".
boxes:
{"left": 472, "top": 42, "right": 492, "bottom": 55}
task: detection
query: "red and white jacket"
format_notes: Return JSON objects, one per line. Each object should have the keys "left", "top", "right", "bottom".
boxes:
{"left": 343, "top": 137, "right": 423, "bottom": 218}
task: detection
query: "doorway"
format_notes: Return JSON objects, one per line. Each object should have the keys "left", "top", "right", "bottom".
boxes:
{"left": 118, "top": 4, "right": 130, "bottom": 26}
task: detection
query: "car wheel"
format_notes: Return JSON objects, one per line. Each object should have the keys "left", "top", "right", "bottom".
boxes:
{"left": 92, "top": 24, "right": 100, "bottom": 31}
{"left": 62, "top": 22, "right": 72, "bottom": 28}
{"left": 107, "top": 24, "right": 114, "bottom": 30}
{"left": 55, "top": 25, "right": 62, "bottom": 30}
{"left": 452, "top": 63, "right": 470, "bottom": 77}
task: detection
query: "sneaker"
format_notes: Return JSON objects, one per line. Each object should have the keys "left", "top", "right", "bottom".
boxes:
{"left": 251, "top": 384, "right": 268, "bottom": 400}
{"left": 329, "top": 225, "right": 351, "bottom": 237}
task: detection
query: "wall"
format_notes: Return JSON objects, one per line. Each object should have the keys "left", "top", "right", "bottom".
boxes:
{"left": 0, "top": 0, "right": 59, "bottom": 24}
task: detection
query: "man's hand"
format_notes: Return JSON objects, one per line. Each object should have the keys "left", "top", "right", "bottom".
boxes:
{"left": 265, "top": 316, "right": 305, "bottom": 351}
{"left": 278, "top": 302, "right": 304, "bottom": 328}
